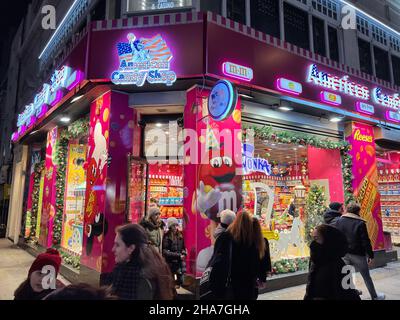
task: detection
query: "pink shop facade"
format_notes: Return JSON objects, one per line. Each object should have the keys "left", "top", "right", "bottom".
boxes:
{"left": 11, "top": 12, "right": 400, "bottom": 288}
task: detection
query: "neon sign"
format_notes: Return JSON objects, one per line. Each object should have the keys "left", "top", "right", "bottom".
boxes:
{"left": 111, "top": 33, "right": 177, "bottom": 86}
{"left": 276, "top": 78, "right": 303, "bottom": 95}
{"left": 307, "top": 64, "right": 370, "bottom": 100}
{"left": 386, "top": 110, "right": 400, "bottom": 122}
{"left": 222, "top": 62, "right": 253, "bottom": 82}
{"left": 372, "top": 88, "right": 400, "bottom": 110}
{"left": 320, "top": 91, "right": 342, "bottom": 106}
{"left": 356, "top": 102, "right": 375, "bottom": 115}
{"left": 13, "top": 66, "right": 83, "bottom": 140}
{"left": 242, "top": 143, "right": 271, "bottom": 175}
{"left": 208, "top": 80, "right": 237, "bottom": 121}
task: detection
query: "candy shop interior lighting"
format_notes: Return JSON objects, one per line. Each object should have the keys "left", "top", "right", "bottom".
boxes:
{"left": 71, "top": 95, "right": 83, "bottom": 103}
{"left": 60, "top": 116, "right": 71, "bottom": 123}
{"left": 329, "top": 116, "right": 344, "bottom": 123}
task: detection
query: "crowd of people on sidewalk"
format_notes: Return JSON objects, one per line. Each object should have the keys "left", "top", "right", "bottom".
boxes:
{"left": 13, "top": 198, "right": 385, "bottom": 300}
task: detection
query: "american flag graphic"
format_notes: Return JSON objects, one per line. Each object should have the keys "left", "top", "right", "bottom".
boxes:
{"left": 142, "top": 34, "right": 173, "bottom": 61}
{"left": 117, "top": 42, "right": 133, "bottom": 64}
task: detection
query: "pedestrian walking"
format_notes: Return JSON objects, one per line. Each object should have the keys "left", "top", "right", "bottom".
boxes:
{"left": 101, "top": 223, "right": 174, "bottom": 300}
{"left": 203, "top": 211, "right": 270, "bottom": 300}
{"left": 14, "top": 248, "right": 64, "bottom": 300}
{"left": 44, "top": 283, "right": 117, "bottom": 300}
{"left": 252, "top": 216, "right": 272, "bottom": 298}
{"left": 214, "top": 209, "right": 236, "bottom": 240}
{"left": 335, "top": 202, "right": 385, "bottom": 300}
{"left": 162, "top": 217, "right": 187, "bottom": 288}
{"left": 323, "top": 202, "right": 344, "bottom": 225}
{"left": 304, "top": 224, "right": 360, "bottom": 300}
{"left": 140, "top": 207, "right": 165, "bottom": 253}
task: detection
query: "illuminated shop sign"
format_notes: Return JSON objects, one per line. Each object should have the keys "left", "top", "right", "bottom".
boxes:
{"left": 354, "top": 129, "right": 373, "bottom": 143}
{"left": 386, "top": 110, "right": 400, "bottom": 122}
{"left": 356, "top": 102, "right": 375, "bottom": 115}
{"left": 111, "top": 33, "right": 177, "bottom": 87}
{"left": 242, "top": 143, "right": 271, "bottom": 175}
{"left": 372, "top": 88, "right": 400, "bottom": 110}
{"left": 320, "top": 91, "right": 342, "bottom": 106}
{"left": 127, "top": 0, "right": 192, "bottom": 12}
{"left": 276, "top": 78, "right": 303, "bottom": 95}
{"left": 307, "top": 64, "right": 370, "bottom": 100}
{"left": 208, "top": 80, "right": 237, "bottom": 121}
{"left": 13, "top": 66, "right": 83, "bottom": 141}
{"left": 222, "top": 62, "right": 253, "bottom": 82}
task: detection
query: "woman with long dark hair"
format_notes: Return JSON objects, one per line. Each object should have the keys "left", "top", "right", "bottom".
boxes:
{"left": 208, "top": 211, "right": 270, "bottom": 300}
{"left": 101, "top": 224, "right": 175, "bottom": 300}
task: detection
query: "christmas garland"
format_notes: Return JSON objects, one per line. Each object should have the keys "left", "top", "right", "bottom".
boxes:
{"left": 59, "top": 249, "right": 81, "bottom": 270}
{"left": 25, "top": 161, "right": 45, "bottom": 241}
{"left": 245, "top": 125, "right": 355, "bottom": 204}
{"left": 52, "top": 116, "right": 90, "bottom": 249}
{"left": 272, "top": 257, "right": 310, "bottom": 274}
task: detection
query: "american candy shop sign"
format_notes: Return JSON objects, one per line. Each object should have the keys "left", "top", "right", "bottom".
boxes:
{"left": 111, "top": 33, "right": 177, "bottom": 86}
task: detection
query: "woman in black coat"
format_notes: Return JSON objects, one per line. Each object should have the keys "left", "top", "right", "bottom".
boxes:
{"left": 101, "top": 224, "right": 175, "bottom": 300}
{"left": 304, "top": 224, "right": 360, "bottom": 300}
{"left": 209, "top": 211, "right": 270, "bottom": 300}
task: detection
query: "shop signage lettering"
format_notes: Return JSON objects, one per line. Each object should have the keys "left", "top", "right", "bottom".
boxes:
{"left": 222, "top": 62, "right": 253, "bottom": 82}
{"left": 386, "top": 110, "right": 400, "bottom": 122}
{"left": 242, "top": 143, "right": 271, "bottom": 175}
{"left": 13, "top": 66, "right": 82, "bottom": 141}
{"left": 111, "top": 33, "right": 177, "bottom": 87}
{"left": 356, "top": 102, "right": 375, "bottom": 115}
{"left": 307, "top": 64, "right": 370, "bottom": 100}
{"left": 320, "top": 91, "right": 342, "bottom": 106}
{"left": 208, "top": 79, "right": 237, "bottom": 121}
{"left": 127, "top": 0, "right": 192, "bottom": 12}
{"left": 276, "top": 78, "right": 303, "bottom": 95}
{"left": 354, "top": 129, "right": 373, "bottom": 143}
{"left": 372, "top": 88, "right": 400, "bottom": 110}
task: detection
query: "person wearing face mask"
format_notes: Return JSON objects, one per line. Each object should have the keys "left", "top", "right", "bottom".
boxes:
{"left": 101, "top": 223, "right": 174, "bottom": 300}
{"left": 304, "top": 224, "right": 360, "bottom": 300}
{"left": 14, "top": 248, "right": 64, "bottom": 300}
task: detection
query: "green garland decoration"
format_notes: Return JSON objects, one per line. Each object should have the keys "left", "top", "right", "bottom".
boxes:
{"left": 272, "top": 257, "right": 310, "bottom": 274}
{"left": 245, "top": 125, "right": 355, "bottom": 204}
{"left": 25, "top": 161, "right": 45, "bottom": 241}
{"left": 52, "top": 116, "right": 90, "bottom": 248}
{"left": 59, "top": 249, "right": 81, "bottom": 270}
{"left": 304, "top": 184, "right": 327, "bottom": 245}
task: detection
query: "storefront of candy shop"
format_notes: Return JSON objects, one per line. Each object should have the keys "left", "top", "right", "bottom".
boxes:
{"left": 9, "top": 11, "right": 399, "bottom": 290}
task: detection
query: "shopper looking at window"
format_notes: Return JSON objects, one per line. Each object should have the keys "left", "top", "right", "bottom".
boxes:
{"left": 140, "top": 207, "right": 165, "bottom": 253}
{"left": 162, "top": 217, "right": 187, "bottom": 288}
{"left": 335, "top": 202, "right": 386, "bottom": 300}
{"left": 323, "top": 202, "right": 344, "bottom": 225}
{"left": 101, "top": 224, "right": 174, "bottom": 300}
{"left": 14, "top": 248, "right": 64, "bottom": 300}
{"left": 214, "top": 209, "right": 236, "bottom": 240}
{"left": 304, "top": 224, "right": 360, "bottom": 300}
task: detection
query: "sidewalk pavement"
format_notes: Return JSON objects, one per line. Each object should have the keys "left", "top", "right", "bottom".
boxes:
{"left": 258, "top": 260, "right": 400, "bottom": 300}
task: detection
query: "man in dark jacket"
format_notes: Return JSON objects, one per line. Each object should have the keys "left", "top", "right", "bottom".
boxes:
{"left": 335, "top": 202, "right": 385, "bottom": 300}
{"left": 323, "top": 202, "right": 343, "bottom": 225}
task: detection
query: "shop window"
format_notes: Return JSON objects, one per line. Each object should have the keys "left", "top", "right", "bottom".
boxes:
{"left": 227, "top": 0, "right": 246, "bottom": 25}
{"left": 390, "top": 35, "right": 400, "bottom": 53}
{"left": 242, "top": 130, "right": 344, "bottom": 274}
{"left": 250, "top": 0, "right": 280, "bottom": 39}
{"left": 377, "top": 152, "right": 400, "bottom": 245}
{"left": 392, "top": 55, "right": 400, "bottom": 86}
{"left": 60, "top": 136, "right": 88, "bottom": 255}
{"left": 372, "top": 25, "right": 387, "bottom": 46}
{"left": 357, "top": 16, "right": 369, "bottom": 37}
{"left": 328, "top": 26, "right": 339, "bottom": 62}
{"left": 374, "top": 46, "right": 390, "bottom": 82}
{"left": 284, "top": 2, "right": 310, "bottom": 50}
{"left": 201, "top": 0, "right": 222, "bottom": 15}
{"left": 358, "top": 38, "right": 372, "bottom": 75}
{"left": 312, "top": 0, "right": 338, "bottom": 20}
{"left": 312, "top": 16, "right": 326, "bottom": 57}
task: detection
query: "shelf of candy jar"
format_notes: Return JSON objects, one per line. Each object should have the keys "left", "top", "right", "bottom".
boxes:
{"left": 148, "top": 175, "right": 183, "bottom": 187}
{"left": 160, "top": 206, "right": 184, "bottom": 219}
{"left": 378, "top": 169, "right": 400, "bottom": 183}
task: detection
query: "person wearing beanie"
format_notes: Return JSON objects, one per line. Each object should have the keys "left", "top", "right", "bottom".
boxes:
{"left": 14, "top": 248, "right": 64, "bottom": 300}
{"left": 323, "top": 202, "right": 344, "bottom": 225}
{"left": 214, "top": 209, "right": 236, "bottom": 240}
{"left": 162, "top": 218, "right": 187, "bottom": 287}
{"left": 140, "top": 207, "right": 165, "bottom": 253}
